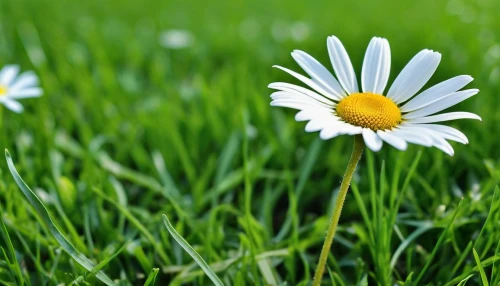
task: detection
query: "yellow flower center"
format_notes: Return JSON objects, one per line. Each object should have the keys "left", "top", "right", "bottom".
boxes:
{"left": 0, "top": 85, "right": 7, "bottom": 96}
{"left": 336, "top": 92, "right": 402, "bottom": 131}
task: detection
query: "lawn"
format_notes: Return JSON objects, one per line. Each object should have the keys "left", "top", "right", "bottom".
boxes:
{"left": 1, "top": 0, "right": 500, "bottom": 285}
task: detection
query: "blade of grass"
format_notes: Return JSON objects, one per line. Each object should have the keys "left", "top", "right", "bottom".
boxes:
{"left": 403, "top": 272, "right": 413, "bottom": 286}
{"left": 457, "top": 274, "right": 474, "bottom": 286}
{"left": 0, "top": 214, "right": 25, "bottom": 285}
{"left": 390, "top": 223, "right": 433, "bottom": 269}
{"left": 143, "top": 268, "right": 159, "bottom": 286}
{"left": 242, "top": 109, "right": 259, "bottom": 280}
{"left": 356, "top": 274, "right": 368, "bottom": 286}
{"left": 350, "top": 183, "right": 375, "bottom": 243}
{"left": 473, "top": 248, "right": 489, "bottom": 286}
{"left": 445, "top": 256, "right": 500, "bottom": 286}
{"left": 450, "top": 187, "right": 499, "bottom": 280}
{"left": 91, "top": 187, "right": 170, "bottom": 264}
{"left": 162, "top": 214, "right": 224, "bottom": 286}
{"left": 327, "top": 267, "right": 346, "bottom": 286}
{"left": 5, "top": 150, "right": 117, "bottom": 286}
{"left": 490, "top": 237, "right": 500, "bottom": 286}
{"left": 389, "top": 151, "right": 422, "bottom": 229}
{"left": 14, "top": 228, "right": 53, "bottom": 282}
{"left": 274, "top": 138, "right": 322, "bottom": 242}
{"left": 214, "top": 132, "right": 240, "bottom": 186}
{"left": 414, "top": 199, "right": 463, "bottom": 285}
{"left": 87, "top": 242, "right": 128, "bottom": 281}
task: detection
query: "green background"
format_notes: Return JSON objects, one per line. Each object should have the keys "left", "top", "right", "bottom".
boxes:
{"left": 1, "top": 0, "right": 499, "bottom": 285}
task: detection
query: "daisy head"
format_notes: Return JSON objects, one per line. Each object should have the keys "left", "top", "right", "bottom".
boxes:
{"left": 0, "top": 64, "right": 43, "bottom": 113}
{"left": 269, "top": 36, "right": 480, "bottom": 155}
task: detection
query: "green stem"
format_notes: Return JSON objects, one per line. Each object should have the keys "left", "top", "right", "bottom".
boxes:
{"left": 312, "top": 134, "right": 364, "bottom": 285}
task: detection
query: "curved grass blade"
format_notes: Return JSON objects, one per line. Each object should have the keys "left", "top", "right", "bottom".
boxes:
{"left": 162, "top": 214, "right": 224, "bottom": 286}
{"left": 87, "top": 242, "right": 128, "bottom": 281}
{"left": 5, "top": 150, "right": 116, "bottom": 286}
{"left": 0, "top": 215, "right": 25, "bottom": 285}
{"left": 390, "top": 223, "right": 433, "bottom": 269}
{"left": 457, "top": 274, "right": 474, "bottom": 286}
{"left": 414, "top": 199, "right": 463, "bottom": 285}
{"left": 473, "top": 248, "right": 489, "bottom": 286}
{"left": 403, "top": 272, "right": 413, "bottom": 286}
{"left": 143, "top": 268, "right": 159, "bottom": 286}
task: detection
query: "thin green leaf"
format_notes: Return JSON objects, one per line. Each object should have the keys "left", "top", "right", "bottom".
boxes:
{"left": 457, "top": 274, "right": 474, "bottom": 286}
{"left": 327, "top": 267, "right": 346, "bottom": 286}
{"left": 414, "top": 199, "right": 463, "bottom": 285}
{"left": 356, "top": 274, "right": 368, "bottom": 286}
{"left": 5, "top": 150, "right": 116, "bottom": 286}
{"left": 88, "top": 242, "right": 128, "bottom": 280}
{"left": 91, "top": 188, "right": 170, "bottom": 264}
{"left": 403, "top": 272, "right": 414, "bottom": 286}
{"left": 0, "top": 215, "right": 25, "bottom": 285}
{"left": 391, "top": 223, "right": 433, "bottom": 269}
{"left": 274, "top": 138, "right": 322, "bottom": 242}
{"left": 162, "top": 214, "right": 224, "bottom": 286}
{"left": 143, "top": 268, "right": 159, "bottom": 286}
{"left": 473, "top": 248, "right": 489, "bottom": 286}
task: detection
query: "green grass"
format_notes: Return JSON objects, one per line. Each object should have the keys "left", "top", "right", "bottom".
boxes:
{"left": 1, "top": 0, "right": 500, "bottom": 285}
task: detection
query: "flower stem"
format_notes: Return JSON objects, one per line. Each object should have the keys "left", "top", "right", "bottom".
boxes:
{"left": 312, "top": 134, "right": 364, "bottom": 285}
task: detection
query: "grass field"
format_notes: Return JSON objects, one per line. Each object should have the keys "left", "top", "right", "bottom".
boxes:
{"left": 1, "top": 0, "right": 500, "bottom": 285}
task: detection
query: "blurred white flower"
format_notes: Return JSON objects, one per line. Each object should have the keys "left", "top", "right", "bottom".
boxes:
{"left": 159, "top": 29, "right": 194, "bottom": 49}
{"left": 246, "top": 124, "right": 258, "bottom": 139}
{"left": 0, "top": 64, "right": 43, "bottom": 113}
{"left": 486, "top": 44, "right": 500, "bottom": 60}
{"left": 290, "top": 21, "right": 310, "bottom": 42}
{"left": 271, "top": 21, "right": 311, "bottom": 43}
{"left": 35, "top": 188, "right": 53, "bottom": 204}
{"left": 271, "top": 21, "right": 290, "bottom": 42}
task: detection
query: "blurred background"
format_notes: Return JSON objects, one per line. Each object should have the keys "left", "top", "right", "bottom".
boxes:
{"left": 1, "top": 0, "right": 500, "bottom": 285}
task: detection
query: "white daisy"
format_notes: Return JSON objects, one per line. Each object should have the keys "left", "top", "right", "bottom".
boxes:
{"left": 269, "top": 36, "right": 480, "bottom": 155}
{"left": 159, "top": 29, "right": 194, "bottom": 50}
{"left": 0, "top": 64, "right": 43, "bottom": 113}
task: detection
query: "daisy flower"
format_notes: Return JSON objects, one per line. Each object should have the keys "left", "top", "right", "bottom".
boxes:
{"left": 0, "top": 64, "right": 43, "bottom": 113}
{"left": 269, "top": 36, "right": 480, "bottom": 155}
{"left": 270, "top": 35, "right": 481, "bottom": 285}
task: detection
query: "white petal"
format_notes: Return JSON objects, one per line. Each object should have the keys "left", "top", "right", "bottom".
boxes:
{"left": 273, "top": 65, "right": 343, "bottom": 100}
{"left": 7, "top": 87, "right": 43, "bottom": 99}
{"left": 387, "top": 50, "right": 441, "bottom": 104}
{"left": 269, "top": 82, "right": 335, "bottom": 105}
{"left": 294, "top": 108, "right": 336, "bottom": 121}
{"left": 305, "top": 120, "right": 327, "bottom": 132}
{"left": 400, "top": 75, "right": 474, "bottom": 112}
{"left": 305, "top": 115, "right": 340, "bottom": 132}
{"left": 271, "top": 91, "right": 332, "bottom": 108}
{"left": 405, "top": 123, "right": 468, "bottom": 144}
{"left": 438, "top": 141, "right": 454, "bottom": 156}
{"left": 362, "top": 129, "right": 383, "bottom": 151}
{"left": 403, "top": 89, "right": 479, "bottom": 119}
{"left": 390, "top": 127, "right": 433, "bottom": 147}
{"left": 319, "top": 126, "right": 343, "bottom": 140}
{"left": 327, "top": 36, "right": 359, "bottom": 94}
{"left": 320, "top": 122, "right": 362, "bottom": 140}
{"left": 0, "top": 65, "right": 20, "bottom": 86}
{"left": 361, "top": 37, "right": 391, "bottom": 94}
{"left": 404, "top": 112, "right": 481, "bottom": 124}
{"left": 427, "top": 132, "right": 455, "bottom": 155}
{"left": 271, "top": 100, "right": 321, "bottom": 111}
{"left": 290, "top": 50, "right": 346, "bottom": 98}
{"left": 9, "top": 71, "right": 39, "bottom": 92}
{"left": 377, "top": 130, "right": 407, "bottom": 150}
{"left": 0, "top": 98, "right": 24, "bottom": 113}
{"left": 394, "top": 125, "right": 454, "bottom": 155}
